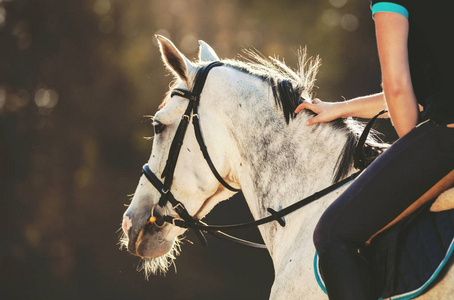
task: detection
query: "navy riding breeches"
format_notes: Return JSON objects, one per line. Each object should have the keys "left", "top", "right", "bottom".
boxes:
{"left": 313, "top": 120, "right": 454, "bottom": 299}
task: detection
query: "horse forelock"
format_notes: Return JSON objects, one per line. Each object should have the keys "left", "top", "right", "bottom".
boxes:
{"left": 158, "top": 81, "right": 177, "bottom": 109}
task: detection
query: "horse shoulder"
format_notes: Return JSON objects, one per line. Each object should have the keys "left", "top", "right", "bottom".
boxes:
{"left": 269, "top": 241, "right": 327, "bottom": 300}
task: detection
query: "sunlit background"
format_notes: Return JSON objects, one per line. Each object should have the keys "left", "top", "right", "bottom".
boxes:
{"left": 1, "top": 0, "right": 394, "bottom": 299}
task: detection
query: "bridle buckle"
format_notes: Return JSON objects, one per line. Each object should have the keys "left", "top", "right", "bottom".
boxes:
{"left": 171, "top": 217, "right": 183, "bottom": 227}
{"left": 173, "top": 202, "right": 185, "bottom": 212}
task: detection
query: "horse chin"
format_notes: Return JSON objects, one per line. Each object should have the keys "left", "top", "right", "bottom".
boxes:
{"left": 139, "top": 237, "right": 181, "bottom": 277}
{"left": 136, "top": 232, "right": 174, "bottom": 259}
{"left": 119, "top": 225, "right": 181, "bottom": 276}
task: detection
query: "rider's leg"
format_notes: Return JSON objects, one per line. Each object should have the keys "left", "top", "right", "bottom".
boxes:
{"left": 314, "top": 121, "right": 454, "bottom": 299}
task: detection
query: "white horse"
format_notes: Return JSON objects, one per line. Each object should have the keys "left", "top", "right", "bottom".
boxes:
{"left": 120, "top": 36, "right": 454, "bottom": 299}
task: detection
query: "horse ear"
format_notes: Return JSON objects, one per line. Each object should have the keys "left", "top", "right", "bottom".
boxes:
{"left": 198, "top": 40, "right": 220, "bottom": 62}
{"left": 156, "top": 35, "right": 194, "bottom": 82}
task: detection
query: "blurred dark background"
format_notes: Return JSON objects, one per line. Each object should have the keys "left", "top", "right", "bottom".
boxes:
{"left": 1, "top": 0, "right": 393, "bottom": 299}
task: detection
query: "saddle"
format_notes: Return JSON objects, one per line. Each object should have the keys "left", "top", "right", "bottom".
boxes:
{"left": 315, "top": 170, "right": 454, "bottom": 299}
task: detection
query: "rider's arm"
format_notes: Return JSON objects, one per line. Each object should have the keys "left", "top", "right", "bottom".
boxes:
{"left": 294, "top": 93, "right": 388, "bottom": 126}
{"left": 374, "top": 8, "right": 419, "bottom": 137}
{"left": 296, "top": 2, "right": 419, "bottom": 137}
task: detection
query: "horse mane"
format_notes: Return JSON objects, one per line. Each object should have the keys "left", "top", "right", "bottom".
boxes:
{"left": 223, "top": 49, "right": 388, "bottom": 182}
{"left": 157, "top": 50, "right": 387, "bottom": 182}
{"left": 224, "top": 48, "right": 319, "bottom": 124}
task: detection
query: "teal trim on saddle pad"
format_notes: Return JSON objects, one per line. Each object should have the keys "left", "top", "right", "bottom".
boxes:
{"left": 313, "top": 236, "right": 454, "bottom": 299}
{"left": 387, "top": 237, "right": 454, "bottom": 300}
{"left": 313, "top": 252, "right": 327, "bottom": 295}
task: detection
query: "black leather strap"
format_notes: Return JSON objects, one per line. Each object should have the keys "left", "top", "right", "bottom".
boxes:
{"left": 171, "top": 88, "right": 195, "bottom": 100}
{"left": 189, "top": 61, "right": 240, "bottom": 192}
{"left": 160, "top": 110, "right": 386, "bottom": 233}
{"left": 191, "top": 61, "right": 224, "bottom": 98}
{"left": 141, "top": 57, "right": 386, "bottom": 249}
{"left": 354, "top": 109, "right": 388, "bottom": 170}
{"left": 161, "top": 170, "right": 362, "bottom": 232}
{"left": 159, "top": 100, "right": 194, "bottom": 206}
{"left": 144, "top": 163, "right": 263, "bottom": 248}
{"left": 141, "top": 59, "right": 386, "bottom": 249}
{"left": 142, "top": 164, "right": 208, "bottom": 246}
{"left": 192, "top": 113, "right": 240, "bottom": 192}
{"left": 161, "top": 61, "right": 239, "bottom": 202}
{"left": 142, "top": 62, "right": 236, "bottom": 247}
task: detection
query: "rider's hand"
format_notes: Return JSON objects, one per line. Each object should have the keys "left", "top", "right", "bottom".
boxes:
{"left": 294, "top": 99, "right": 344, "bottom": 126}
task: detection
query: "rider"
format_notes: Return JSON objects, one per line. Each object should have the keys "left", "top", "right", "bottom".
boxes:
{"left": 294, "top": 0, "right": 454, "bottom": 299}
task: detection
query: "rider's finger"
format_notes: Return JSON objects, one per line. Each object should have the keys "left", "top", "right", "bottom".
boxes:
{"left": 305, "top": 115, "right": 322, "bottom": 126}
{"left": 294, "top": 102, "right": 313, "bottom": 114}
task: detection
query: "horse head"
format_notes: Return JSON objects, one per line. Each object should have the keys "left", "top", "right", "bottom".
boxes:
{"left": 120, "top": 36, "right": 240, "bottom": 274}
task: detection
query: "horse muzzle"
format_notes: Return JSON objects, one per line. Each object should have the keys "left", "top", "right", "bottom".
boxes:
{"left": 122, "top": 205, "right": 174, "bottom": 259}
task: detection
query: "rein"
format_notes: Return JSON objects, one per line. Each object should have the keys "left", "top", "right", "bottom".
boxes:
{"left": 142, "top": 60, "right": 386, "bottom": 249}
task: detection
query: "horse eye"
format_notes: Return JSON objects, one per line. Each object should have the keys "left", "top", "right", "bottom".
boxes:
{"left": 152, "top": 121, "right": 166, "bottom": 135}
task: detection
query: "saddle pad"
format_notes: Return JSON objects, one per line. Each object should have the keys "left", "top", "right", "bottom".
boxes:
{"left": 314, "top": 206, "right": 454, "bottom": 299}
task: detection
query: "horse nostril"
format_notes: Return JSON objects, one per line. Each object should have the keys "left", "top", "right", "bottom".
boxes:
{"left": 151, "top": 204, "right": 166, "bottom": 227}
{"left": 122, "top": 216, "right": 133, "bottom": 236}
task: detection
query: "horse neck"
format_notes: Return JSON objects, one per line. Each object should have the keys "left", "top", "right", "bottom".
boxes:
{"left": 220, "top": 84, "right": 353, "bottom": 253}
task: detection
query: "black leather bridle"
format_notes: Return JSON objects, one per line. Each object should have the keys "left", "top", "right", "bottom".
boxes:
{"left": 141, "top": 60, "right": 386, "bottom": 249}
{"left": 142, "top": 61, "right": 250, "bottom": 247}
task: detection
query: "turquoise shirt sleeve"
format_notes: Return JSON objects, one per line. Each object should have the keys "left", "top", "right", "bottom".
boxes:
{"left": 371, "top": 2, "right": 409, "bottom": 18}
